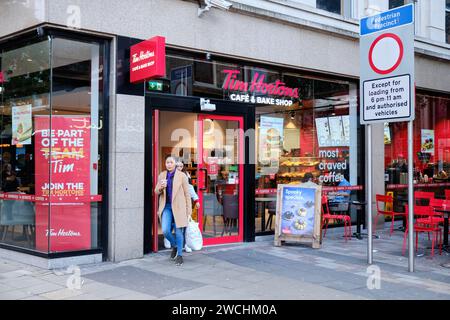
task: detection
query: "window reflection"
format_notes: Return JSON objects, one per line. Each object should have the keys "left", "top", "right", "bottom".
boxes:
{"left": 255, "top": 78, "right": 358, "bottom": 233}
{"left": 0, "top": 36, "right": 105, "bottom": 253}
{"left": 385, "top": 94, "right": 450, "bottom": 212}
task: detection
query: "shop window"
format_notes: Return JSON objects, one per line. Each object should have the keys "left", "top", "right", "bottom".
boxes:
{"left": 255, "top": 77, "right": 359, "bottom": 233}
{"left": 446, "top": 0, "right": 450, "bottom": 44}
{"left": 316, "top": 0, "right": 341, "bottom": 15}
{"left": 166, "top": 55, "right": 194, "bottom": 96}
{"left": 385, "top": 94, "right": 450, "bottom": 211}
{"left": 194, "top": 60, "right": 215, "bottom": 87}
{"left": 389, "top": 0, "right": 405, "bottom": 9}
{"left": 165, "top": 56, "right": 241, "bottom": 99}
{"left": 0, "top": 36, "right": 106, "bottom": 254}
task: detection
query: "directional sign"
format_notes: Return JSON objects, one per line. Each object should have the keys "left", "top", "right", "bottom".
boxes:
{"left": 360, "top": 4, "right": 415, "bottom": 124}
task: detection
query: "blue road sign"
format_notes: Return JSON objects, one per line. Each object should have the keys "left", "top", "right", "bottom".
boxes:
{"left": 360, "top": 4, "right": 414, "bottom": 36}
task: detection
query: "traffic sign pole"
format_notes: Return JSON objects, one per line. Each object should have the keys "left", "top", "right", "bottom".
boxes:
{"left": 360, "top": 3, "right": 415, "bottom": 272}
{"left": 408, "top": 120, "right": 414, "bottom": 272}
{"left": 367, "top": 124, "right": 373, "bottom": 265}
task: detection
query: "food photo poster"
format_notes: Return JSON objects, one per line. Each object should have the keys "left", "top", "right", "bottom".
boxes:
{"left": 280, "top": 186, "right": 316, "bottom": 236}
{"left": 12, "top": 104, "right": 32, "bottom": 145}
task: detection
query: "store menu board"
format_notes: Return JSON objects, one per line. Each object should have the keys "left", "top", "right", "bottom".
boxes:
{"left": 274, "top": 184, "right": 322, "bottom": 249}
{"left": 421, "top": 129, "right": 434, "bottom": 155}
{"left": 315, "top": 116, "right": 350, "bottom": 147}
{"left": 12, "top": 104, "right": 32, "bottom": 145}
{"left": 259, "top": 116, "right": 284, "bottom": 174}
{"left": 315, "top": 117, "right": 330, "bottom": 148}
{"left": 384, "top": 123, "right": 391, "bottom": 144}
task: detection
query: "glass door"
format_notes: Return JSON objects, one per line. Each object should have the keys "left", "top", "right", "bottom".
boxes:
{"left": 197, "top": 115, "right": 244, "bottom": 245}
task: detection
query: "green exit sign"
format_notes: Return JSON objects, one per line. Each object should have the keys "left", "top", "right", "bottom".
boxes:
{"left": 147, "top": 81, "right": 163, "bottom": 91}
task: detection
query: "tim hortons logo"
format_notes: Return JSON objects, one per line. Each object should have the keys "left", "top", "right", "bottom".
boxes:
{"left": 222, "top": 69, "right": 299, "bottom": 99}
{"left": 132, "top": 50, "right": 155, "bottom": 64}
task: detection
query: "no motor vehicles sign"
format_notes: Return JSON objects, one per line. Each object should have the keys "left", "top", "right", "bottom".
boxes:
{"left": 360, "top": 4, "right": 415, "bottom": 124}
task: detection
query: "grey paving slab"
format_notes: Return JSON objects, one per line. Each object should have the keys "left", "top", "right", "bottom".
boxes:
{"left": 38, "top": 274, "right": 72, "bottom": 286}
{"left": 21, "top": 282, "right": 65, "bottom": 295}
{"left": 347, "top": 287, "right": 416, "bottom": 300}
{"left": 65, "top": 294, "right": 104, "bottom": 300}
{"left": 322, "top": 280, "right": 367, "bottom": 291}
{"left": 0, "top": 283, "right": 15, "bottom": 293}
{"left": 40, "top": 288, "right": 84, "bottom": 300}
{"left": 233, "top": 271, "right": 274, "bottom": 283}
{"left": 77, "top": 282, "right": 134, "bottom": 299}
{"left": 240, "top": 277, "right": 365, "bottom": 300}
{"left": 0, "top": 289, "right": 35, "bottom": 300}
{"left": 84, "top": 266, "right": 205, "bottom": 298}
{"left": 0, "top": 269, "right": 33, "bottom": 280}
{"left": 1, "top": 276, "right": 49, "bottom": 290}
{"left": 110, "top": 292, "right": 158, "bottom": 300}
{"left": 158, "top": 285, "right": 257, "bottom": 300}
{"left": 21, "top": 295, "right": 50, "bottom": 300}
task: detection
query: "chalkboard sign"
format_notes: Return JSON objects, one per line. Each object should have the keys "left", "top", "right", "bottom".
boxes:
{"left": 274, "top": 183, "right": 322, "bottom": 248}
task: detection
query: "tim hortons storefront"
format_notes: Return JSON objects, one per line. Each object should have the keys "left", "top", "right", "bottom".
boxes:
{"left": 124, "top": 36, "right": 365, "bottom": 253}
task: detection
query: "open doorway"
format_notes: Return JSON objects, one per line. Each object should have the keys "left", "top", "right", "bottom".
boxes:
{"left": 152, "top": 111, "right": 244, "bottom": 250}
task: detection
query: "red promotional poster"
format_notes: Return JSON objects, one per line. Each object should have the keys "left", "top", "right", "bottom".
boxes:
{"left": 130, "top": 36, "right": 166, "bottom": 83}
{"left": 207, "top": 157, "right": 219, "bottom": 176}
{"left": 34, "top": 116, "right": 91, "bottom": 252}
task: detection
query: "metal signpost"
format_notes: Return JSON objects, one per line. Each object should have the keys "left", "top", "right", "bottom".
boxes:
{"left": 360, "top": 4, "right": 415, "bottom": 272}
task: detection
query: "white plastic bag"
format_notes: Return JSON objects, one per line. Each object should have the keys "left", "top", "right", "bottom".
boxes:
{"left": 163, "top": 237, "right": 171, "bottom": 249}
{"left": 185, "top": 217, "right": 203, "bottom": 251}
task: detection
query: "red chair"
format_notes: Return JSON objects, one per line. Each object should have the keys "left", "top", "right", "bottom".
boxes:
{"left": 414, "top": 191, "right": 434, "bottom": 205}
{"left": 375, "top": 194, "right": 406, "bottom": 236}
{"left": 445, "top": 190, "right": 450, "bottom": 200}
{"left": 402, "top": 204, "right": 442, "bottom": 257}
{"left": 429, "top": 199, "right": 450, "bottom": 235}
{"left": 321, "top": 195, "right": 352, "bottom": 241}
{"left": 424, "top": 198, "right": 445, "bottom": 225}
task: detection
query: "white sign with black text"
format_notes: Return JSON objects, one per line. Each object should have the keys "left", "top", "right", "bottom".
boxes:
{"left": 363, "top": 74, "right": 411, "bottom": 122}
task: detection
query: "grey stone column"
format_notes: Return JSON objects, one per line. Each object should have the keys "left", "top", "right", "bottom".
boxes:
{"left": 108, "top": 94, "right": 145, "bottom": 262}
{"left": 366, "top": 123, "right": 385, "bottom": 229}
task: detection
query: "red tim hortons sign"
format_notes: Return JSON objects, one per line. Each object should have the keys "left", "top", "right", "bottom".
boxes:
{"left": 130, "top": 36, "right": 166, "bottom": 84}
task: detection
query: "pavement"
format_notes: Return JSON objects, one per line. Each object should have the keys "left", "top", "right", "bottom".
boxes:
{"left": 0, "top": 223, "right": 449, "bottom": 300}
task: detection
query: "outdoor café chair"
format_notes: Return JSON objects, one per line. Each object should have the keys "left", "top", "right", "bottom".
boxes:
{"left": 445, "top": 189, "right": 450, "bottom": 200}
{"left": 374, "top": 194, "right": 406, "bottom": 236}
{"left": 414, "top": 191, "right": 434, "bottom": 205}
{"left": 321, "top": 195, "right": 351, "bottom": 242}
{"left": 402, "top": 204, "right": 442, "bottom": 257}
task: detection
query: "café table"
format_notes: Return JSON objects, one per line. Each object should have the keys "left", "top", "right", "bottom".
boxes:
{"left": 255, "top": 197, "right": 276, "bottom": 233}
{"left": 394, "top": 195, "right": 411, "bottom": 231}
{"left": 350, "top": 200, "right": 366, "bottom": 240}
{"left": 434, "top": 207, "right": 450, "bottom": 268}
{"left": 434, "top": 207, "right": 450, "bottom": 251}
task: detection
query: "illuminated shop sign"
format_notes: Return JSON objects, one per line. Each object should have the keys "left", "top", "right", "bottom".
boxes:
{"left": 222, "top": 69, "right": 298, "bottom": 106}
{"left": 130, "top": 36, "right": 166, "bottom": 84}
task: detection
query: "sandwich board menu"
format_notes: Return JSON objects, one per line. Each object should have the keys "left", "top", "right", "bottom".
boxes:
{"left": 274, "top": 183, "right": 322, "bottom": 248}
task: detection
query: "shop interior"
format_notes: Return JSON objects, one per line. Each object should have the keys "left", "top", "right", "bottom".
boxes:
{"left": 0, "top": 37, "right": 103, "bottom": 252}
{"left": 254, "top": 80, "right": 358, "bottom": 233}
{"left": 385, "top": 94, "right": 450, "bottom": 211}
{"left": 155, "top": 111, "right": 241, "bottom": 246}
